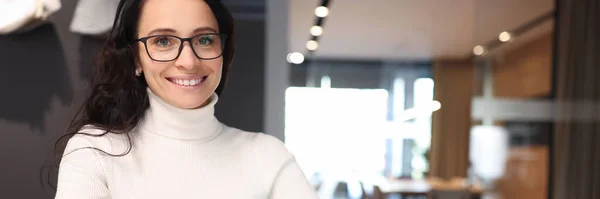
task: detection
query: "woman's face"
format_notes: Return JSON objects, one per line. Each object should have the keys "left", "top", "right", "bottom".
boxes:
{"left": 136, "top": 0, "right": 223, "bottom": 109}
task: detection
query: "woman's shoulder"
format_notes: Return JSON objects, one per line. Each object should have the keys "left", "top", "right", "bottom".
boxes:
{"left": 221, "top": 125, "right": 293, "bottom": 162}
{"left": 63, "top": 124, "right": 130, "bottom": 156}
{"left": 221, "top": 125, "right": 286, "bottom": 147}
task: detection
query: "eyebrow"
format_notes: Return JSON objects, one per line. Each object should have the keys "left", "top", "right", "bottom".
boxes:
{"left": 146, "top": 27, "right": 219, "bottom": 36}
{"left": 193, "top": 27, "right": 218, "bottom": 34}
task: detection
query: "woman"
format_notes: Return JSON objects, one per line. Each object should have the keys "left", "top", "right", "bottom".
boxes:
{"left": 53, "top": 0, "right": 319, "bottom": 198}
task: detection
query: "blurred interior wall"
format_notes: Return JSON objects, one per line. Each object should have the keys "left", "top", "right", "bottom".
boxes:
{"left": 264, "top": 0, "right": 288, "bottom": 141}
{"left": 215, "top": 19, "right": 266, "bottom": 133}
{"left": 487, "top": 31, "right": 554, "bottom": 199}
{"left": 429, "top": 60, "right": 474, "bottom": 179}
{"left": 0, "top": 1, "right": 82, "bottom": 198}
{"left": 492, "top": 33, "right": 553, "bottom": 98}
{"left": 553, "top": 0, "right": 600, "bottom": 198}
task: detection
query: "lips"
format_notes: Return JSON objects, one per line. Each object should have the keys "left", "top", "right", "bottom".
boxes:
{"left": 166, "top": 76, "right": 208, "bottom": 87}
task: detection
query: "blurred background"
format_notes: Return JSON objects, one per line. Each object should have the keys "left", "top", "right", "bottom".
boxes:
{"left": 0, "top": 0, "right": 598, "bottom": 198}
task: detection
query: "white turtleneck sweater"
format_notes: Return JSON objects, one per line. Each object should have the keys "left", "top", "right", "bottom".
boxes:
{"left": 55, "top": 89, "right": 319, "bottom": 199}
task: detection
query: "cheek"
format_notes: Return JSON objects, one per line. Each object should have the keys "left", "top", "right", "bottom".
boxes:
{"left": 136, "top": 45, "right": 157, "bottom": 70}
{"left": 136, "top": 48, "right": 148, "bottom": 70}
{"left": 139, "top": 55, "right": 163, "bottom": 75}
{"left": 207, "top": 58, "right": 224, "bottom": 77}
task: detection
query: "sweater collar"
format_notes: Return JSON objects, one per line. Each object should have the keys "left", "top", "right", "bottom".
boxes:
{"left": 139, "top": 88, "right": 221, "bottom": 141}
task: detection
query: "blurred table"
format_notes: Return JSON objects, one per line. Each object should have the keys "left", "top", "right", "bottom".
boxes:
{"left": 372, "top": 178, "right": 483, "bottom": 198}
{"left": 376, "top": 179, "right": 431, "bottom": 196}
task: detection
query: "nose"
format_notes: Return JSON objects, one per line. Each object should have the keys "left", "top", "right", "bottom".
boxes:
{"left": 174, "top": 41, "right": 197, "bottom": 70}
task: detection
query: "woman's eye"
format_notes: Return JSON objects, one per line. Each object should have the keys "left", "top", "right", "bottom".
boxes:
{"left": 197, "top": 35, "right": 214, "bottom": 45}
{"left": 153, "top": 37, "right": 171, "bottom": 47}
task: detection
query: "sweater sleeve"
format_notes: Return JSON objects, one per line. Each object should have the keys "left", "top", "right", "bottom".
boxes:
{"left": 255, "top": 133, "right": 319, "bottom": 199}
{"left": 269, "top": 156, "right": 320, "bottom": 199}
{"left": 55, "top": 133, "right": 111, "bottom": 199}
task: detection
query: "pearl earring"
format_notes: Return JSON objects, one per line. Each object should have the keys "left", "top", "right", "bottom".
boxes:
{"left": 135, "top": 69, "right": 141, "bottom": 76}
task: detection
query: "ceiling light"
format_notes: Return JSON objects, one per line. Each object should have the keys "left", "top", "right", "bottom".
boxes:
{"left": 287, "top": 52, "right": 305, "bottom": 64}
{"left": 499, "top": 31, "right": 511, "bottom": 42}
{"left": 315, "top": 6, "right": 329, "bottom": 17}
{"left": 473, "top": 45, "right": 485, "bottom": 56}
{"left": 310, "top": 26, "right": 323, "bottom": 36}
{"left": 432, "top": 101, "right": 441, "bottom": 111}
{"left": 306, "top": 40, "right": 319, "bottom": 51}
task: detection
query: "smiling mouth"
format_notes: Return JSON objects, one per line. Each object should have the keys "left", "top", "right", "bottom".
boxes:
{"left": 166, "top": 76, "right": 208, "bottom": 87}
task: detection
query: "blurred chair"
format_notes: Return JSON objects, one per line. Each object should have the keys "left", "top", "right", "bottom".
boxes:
{"left": 359, "top": 181, "right": 369, "bottom": 199}
{"left": 359, "top": 181, "right": 374, "bottom": 199}
{"left": 428, "top": 189, "right": 471, "bottom": 199}
{"left": 333, "top": 181, "right": 349, "bottom": 198}
{"left": 372, "top": 185, "right": 387, "bottom": 199}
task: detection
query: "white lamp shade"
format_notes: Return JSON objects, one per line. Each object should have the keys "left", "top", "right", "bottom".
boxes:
{"left": 469, "top": 125, "right": 509, "bottom": 181}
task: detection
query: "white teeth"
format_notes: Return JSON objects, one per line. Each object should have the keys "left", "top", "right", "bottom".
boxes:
{"left": 170, "top": 78, "right": 203, "bottom": 86}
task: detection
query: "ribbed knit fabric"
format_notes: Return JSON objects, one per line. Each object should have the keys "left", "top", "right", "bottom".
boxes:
{"left": 55, "top": 88, "right": 319, "bottom": 199}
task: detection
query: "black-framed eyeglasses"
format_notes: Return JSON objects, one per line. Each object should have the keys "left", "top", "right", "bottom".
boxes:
{"left": 134, "top": 33, "right": 227, "bottom": 62}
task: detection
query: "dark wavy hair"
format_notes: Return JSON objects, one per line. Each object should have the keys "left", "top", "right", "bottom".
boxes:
{"left": 42, "top": 0, "right": 235, "bottom": 189}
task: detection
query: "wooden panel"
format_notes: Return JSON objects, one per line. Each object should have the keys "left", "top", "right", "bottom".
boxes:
{"left": 493, "top": 33, "right": 553, "bottom": 98}
{"left": 429, "top": 60, "right": 474, "bottom": 179}
{"left": 495, "top": 146, "right": 549, "bottom": 199}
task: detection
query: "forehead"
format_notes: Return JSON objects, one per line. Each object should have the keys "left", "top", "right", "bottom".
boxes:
{"left": 138, "top": 0, "right": 219, "bottom": 36}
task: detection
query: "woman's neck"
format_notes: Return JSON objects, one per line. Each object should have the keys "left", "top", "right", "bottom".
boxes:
{"left": 138, "top": 88, "right": 222, "bottom": 141}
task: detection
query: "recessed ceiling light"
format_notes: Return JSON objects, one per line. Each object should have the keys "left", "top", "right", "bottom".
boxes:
{"left": 315, "top": 6, "right": 329, "bottom": 17}
{"left": 287, "top": 52, "right": 305, "bottom": 64}
{"left": 310, "top": 26, "right": 323, "bottom": 36}
{"left": 499, "top": 31, "right": 511, "bottom": 42}
{"left": 473, "top": 45, "right": 485, "bottom": 56}
{"left": 306, "top": 40, "right": 319, "bottom": 51}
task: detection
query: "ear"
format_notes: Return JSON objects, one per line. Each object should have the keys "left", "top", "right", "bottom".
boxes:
{"left": 135, "top": 60, "right": 143, "bottom": 76}
{"left": 131, "top": 44, "right": 144, "bottom": 76}
{"left": 135, "top": 56, "right": 143, "bottom": 74}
